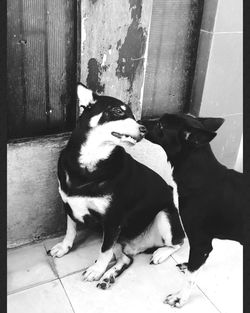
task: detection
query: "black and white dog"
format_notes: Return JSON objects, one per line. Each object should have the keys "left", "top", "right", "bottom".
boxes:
{"left": 49, "top": 84, "right": 185, "bottom": 290}
{"left": 141, "top": 113, "right": 245, "bottom": 307}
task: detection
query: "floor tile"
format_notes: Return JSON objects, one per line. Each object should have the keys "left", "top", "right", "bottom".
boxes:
{"left": 171, "top": 238, "right": 190, "bottom": 264}
{"left": 7, "top": 280, "right": 74, "bottom": 313}
{"left": 44, "top": 231, "right": 102, "bottom": 278}
{"left": 62, "top": 253, "right": 219, "bottom": 313}
{"left": 172, "top": 239, "right": 243, "bottom": 313}
{"left": 7, "top": 242, "right": 57, "bottom": 294}
{"left": 196, "top": 240, "right": 243, "bottom": 313}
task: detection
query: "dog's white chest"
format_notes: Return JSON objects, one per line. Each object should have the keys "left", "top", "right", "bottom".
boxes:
{"left": 59, "top": 187, "right": 111, "bottom": 222}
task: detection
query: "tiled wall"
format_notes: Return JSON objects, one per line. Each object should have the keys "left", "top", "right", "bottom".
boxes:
{"left": 190, "top": 0, "right": 242, "bottom": 169}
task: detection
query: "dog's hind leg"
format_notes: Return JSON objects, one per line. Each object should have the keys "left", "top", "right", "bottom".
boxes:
{"left": 48, "top": 212, "right": 77, "bottom": 258}
{"left": 97, "top": 244, "right": 133, "bottom": 289}
{"left": 150, "top": 210, "right": 184, "bottom": 265}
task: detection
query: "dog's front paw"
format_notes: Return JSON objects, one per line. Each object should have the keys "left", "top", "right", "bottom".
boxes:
{"left": 82, "top": 264, "right": 105, "bottom": 282}
{"left": 150, "top": 247, "right": 172, "bottom": 265}
{"left": 176, "top": 262, "right": 188, "bottom": 273}
{"left": 48, "top": 242, "right": 71, "bottom": 258}
{"left": 164, "top": 289, "right": 190, "bottom": 308}
{"left": 97, "top": 275, "right": 115, "bottom": 290}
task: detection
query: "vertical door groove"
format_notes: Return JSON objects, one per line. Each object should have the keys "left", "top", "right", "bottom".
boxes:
{"left": 7, "top": 0, "right": 76, "bottom": 139}
{"left": 44, "top": 0, "right": 51, "bottom": 127}
{"left": 18, "top": 0, "right": 27, "bottom": 127}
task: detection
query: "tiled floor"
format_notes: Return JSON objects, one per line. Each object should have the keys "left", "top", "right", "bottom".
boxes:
{"left": 7, "top": 232, "right": 243, "bottom": 313}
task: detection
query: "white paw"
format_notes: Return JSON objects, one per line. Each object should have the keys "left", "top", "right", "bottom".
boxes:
{"left": 150, "top": 247, "right": 172, "bottom": 265}
{"left": 48, "top": 242, "right": 71, "bottom": 258}
{"left": 164, "top": 289, "right": 190, "bottom": 308}
{"left": 82, "top": 263, "right": 106, "bottom": 282}
{"left": 97, "top": 274, "right": 116, "bottom": 290}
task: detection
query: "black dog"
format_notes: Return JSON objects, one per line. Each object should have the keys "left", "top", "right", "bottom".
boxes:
{"left": 141, "top": 113, "right": 245, "bottom": 307}
{"left": 49, "top": 84, "right": 185, "bottom": 290}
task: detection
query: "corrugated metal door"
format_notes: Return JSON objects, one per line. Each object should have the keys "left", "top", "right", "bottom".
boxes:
{"left": 7, "top": 0, "right": 77, "bottom": 140}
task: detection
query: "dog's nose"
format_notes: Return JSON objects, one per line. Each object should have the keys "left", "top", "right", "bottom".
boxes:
{"left": 139, "top": 125, "right": 147, "bottom": 134}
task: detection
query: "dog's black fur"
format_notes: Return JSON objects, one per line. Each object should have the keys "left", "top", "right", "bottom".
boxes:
{"left": 49, "top": 85, "right": 185, "bottom": 289}
{"left": 141, "top": 113, "right": 246, "bottom": 306}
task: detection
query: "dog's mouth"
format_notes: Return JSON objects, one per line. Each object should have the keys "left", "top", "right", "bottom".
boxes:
{"left": 111, "top": 132, "right": 138, "bottom": 144}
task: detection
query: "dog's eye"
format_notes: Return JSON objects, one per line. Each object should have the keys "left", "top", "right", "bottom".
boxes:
{"left": 156, "top": 122, "right": 164, "bottom": 137}
{"left": 82, "top": 103, "right": 93, "bottom": 111}
{"left": 112, "top": 107, "right": 124, "bottom": 116}
{"left": 157, "top": 122, "right": 163, "bottom": 130}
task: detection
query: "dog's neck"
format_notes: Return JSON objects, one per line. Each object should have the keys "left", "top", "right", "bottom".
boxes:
{"left": 168, "top": 145, "right": 225, "bottom": 196}
{"left": 78, "top": 125, "right": 118, "bottom": 171}
{"left": 79, "top": 141, "right": 116, "bottom": 172}
{"left": 63, "top": 135, "right": 126, "bottom": 191}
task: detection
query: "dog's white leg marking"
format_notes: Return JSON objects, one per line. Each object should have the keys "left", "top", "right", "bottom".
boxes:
{"left": 156, "top": 211, "right": 173, "bottom": 245}
{"left": 97, "top": 244, "right": 133, "bottom": 289}
{"left": 149, "top": 210, "right": 182, "bottom": 264}
{"left": 49, "top": 215, "right": 77, "bottom": 258}
{"left": 82, "top": 248, "right": 114, "bottom": 282}
{"left": 150, "top": 245, "right": 182, "bottom": 265}
{"left": 164, "top": 269, "right": 200, "bottom": 308}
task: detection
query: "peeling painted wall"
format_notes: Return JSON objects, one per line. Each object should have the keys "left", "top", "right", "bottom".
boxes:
{"left": 80, "top": 0, "right": 153, "bottom": 119}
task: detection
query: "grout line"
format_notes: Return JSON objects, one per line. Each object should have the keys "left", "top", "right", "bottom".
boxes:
{"left": 220, "top": 113, "right": 242, "bottom": 118}
{"left": 170, "top": 254, "right": 179, "bottom": 264}
{"left": 46, "top": 255, "right": 60, "bottom": 279}
{"left": 213, "top": 31, "right": 243, "bottom": 34}
{"left": 8, "top": 278, "right": 75, "bottom": 313}
{"left": 196, "top": 285, "right": 222, "bottom": 313}
{"left": 7, "top": 267, "right": 85, "bottom": 295}
{"left": 200, "top": 29, "right": 242, "bottom": 34}
{"left": 200, "top": 29, "right": 213, "bottom": 34}
{"left": 199, "top": 113, "right": 242, "bottom": 119}
{"left": 58, "top": 269, "right": 85, "bottom": 280}
{"left": 42, "top": 242, "right": 60, "bottom": 279}
{"left": 7, "top": 278, "right": 59, "bottom": 296}
{"left": 7, "top": 268, "right": 86, "bottom": 296}
{"left": 8, "top": 243, "right": 61, "bottom": 296}
{"left": 59, "top": 279, "right": 76, "bottom": 313}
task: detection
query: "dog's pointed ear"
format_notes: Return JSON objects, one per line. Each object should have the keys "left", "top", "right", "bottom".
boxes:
{"left": 196, "top": 117, "right": 225, "bottom": 132}
{"left": 184, "top": 128, "right": 217, "bottom": 146}
{"left": 77, "top": 83, "right": 95, "bottom": 108}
